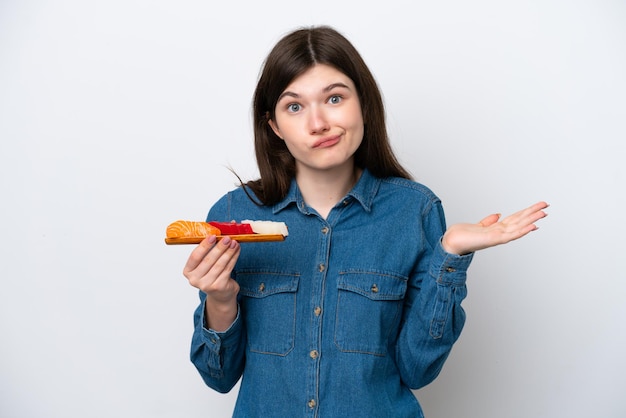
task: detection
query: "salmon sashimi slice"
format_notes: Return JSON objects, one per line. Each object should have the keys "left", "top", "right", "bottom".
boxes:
{"left": 166, "top": 220, "right": 221, "bottom": 238}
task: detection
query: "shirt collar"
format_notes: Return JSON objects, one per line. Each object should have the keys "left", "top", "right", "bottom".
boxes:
{"left": 272, "top": 168, "right": 380, "bottom": 214}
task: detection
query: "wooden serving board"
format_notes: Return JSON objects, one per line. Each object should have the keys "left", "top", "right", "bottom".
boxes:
{"left": 165, "top": 234, "right": 285, "bottom": 245}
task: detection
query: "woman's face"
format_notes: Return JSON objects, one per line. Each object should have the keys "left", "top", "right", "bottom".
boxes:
{"left": 269, "top": 64, "right": 364, "bottom": 176}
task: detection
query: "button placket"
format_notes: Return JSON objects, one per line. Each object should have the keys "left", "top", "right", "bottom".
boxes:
{"left": 307, "top": 221, "right": 329, "bottom": 416}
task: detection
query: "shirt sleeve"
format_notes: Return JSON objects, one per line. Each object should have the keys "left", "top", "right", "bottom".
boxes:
{"left": 189, "top": 291, "right": 246, "bottom": 393}
{"left": 188, "top": 192, "right": 246, "bottom": 392}
{"left": 394, "top": 200, "right": 474, "bottom": 390}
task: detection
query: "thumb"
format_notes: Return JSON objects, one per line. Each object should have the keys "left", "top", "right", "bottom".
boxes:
{"left": 478, "top": 213, "right": 501, "bottom": 227}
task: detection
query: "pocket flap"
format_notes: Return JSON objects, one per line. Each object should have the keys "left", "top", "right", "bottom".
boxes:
{"left": 238, "top": 271, "right": 299, "bottom": 298}
{"left": 337, "top": 271, "right": 407, "bottom": 301}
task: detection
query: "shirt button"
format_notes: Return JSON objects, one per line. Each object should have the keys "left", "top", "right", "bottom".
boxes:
{"left": 314, "top": 306, "right": 322, "bottom": 316}
{"left": 371, "top": 284, "right": 379, "bottom": 293}
{"left": 309, "top": 350, "right": 319, "bottom": 359}
{"left": 445, "top": 267, "right": 456, "bottom": 273}
{"left": 258, "top": 282, "right": 266, "bottom": 292}
{"left": 308, "top": 399, "right": 316, "bottom": 409}
{"left": 318, "top": 264, "right": 325, "bottom": 272}
{"left": 321, "top": 226, "right": 329, "bottom": 234}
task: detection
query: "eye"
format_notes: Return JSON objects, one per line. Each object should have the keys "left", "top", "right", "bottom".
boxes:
{"left": 287, "top": 103, "right": 301, "bottom": 113}
{"left": 328, "top": 95, "right": 342, "bottom": 105}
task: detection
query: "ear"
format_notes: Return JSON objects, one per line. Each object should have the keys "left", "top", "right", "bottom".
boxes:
{"left": 268, "top": 119, "right": 283, "bottom": 140}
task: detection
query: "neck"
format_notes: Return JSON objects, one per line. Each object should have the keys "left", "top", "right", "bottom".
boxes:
{"left": 296, "top": 164, "right": 361, "bottom": 219}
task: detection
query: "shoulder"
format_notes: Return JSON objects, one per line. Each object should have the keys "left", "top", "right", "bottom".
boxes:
{"left": 207, "top": 186, "right": 271, "bottom": 221}
{"left": 378, "top": 176, "right": 441, "bottom": 204}
{"left": 373, "top": 177, "right": 448, "bottom": 234}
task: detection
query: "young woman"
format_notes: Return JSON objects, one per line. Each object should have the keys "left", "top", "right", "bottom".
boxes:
{"left": 183, "top": 26, "right": 548, "bottom": 417}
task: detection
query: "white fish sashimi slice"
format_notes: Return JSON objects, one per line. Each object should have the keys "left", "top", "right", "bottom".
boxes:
{"left": 242, "top": 220, "right": 289, "bottom": 236}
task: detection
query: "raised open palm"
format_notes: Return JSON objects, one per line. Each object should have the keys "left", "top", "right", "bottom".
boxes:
{"left": 442, "top": 201, "right": 549, "bottom": 255}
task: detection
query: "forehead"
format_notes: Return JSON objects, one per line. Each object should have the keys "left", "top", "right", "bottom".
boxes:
{"left": 282, "top": 64, "right": 355, "bottom": 93}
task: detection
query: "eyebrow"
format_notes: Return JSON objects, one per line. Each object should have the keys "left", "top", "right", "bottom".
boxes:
{"left": 277, "top": 82, "right": 351, "bottom": 102}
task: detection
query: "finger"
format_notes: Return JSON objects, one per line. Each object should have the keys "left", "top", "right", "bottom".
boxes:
{"left": 529, "top": 201, "right": 549, "bottom": 221}
{"left": 198, "top": 237, "right": 240, "bottom": 282}
{"left": 508, "top": 222, "right": 540, "bottom": 242}
{"left": 521, "top": 201, "right": 549, "bottom": 217}
{"left": 186, "top": 239, "right": 240, "bottom": 291}
{"left": 199, "top": 243, "right": 240, "bottom": 295}
{"left": 502, "top": 201, "right": 549, "bottom": 226}
{"left": 504, "top": 203, "right": 548, "bottom": 240}
{"left": 183, "top": 235, "right": 218, "bottom": 277}
{"left": 516, "top": 201, "right": 549, "bottom": 221}
{"left": 222, "top": 244, "right": 240, "bottom": 273}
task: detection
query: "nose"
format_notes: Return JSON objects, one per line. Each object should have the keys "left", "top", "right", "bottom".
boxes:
{"left": 308, "top": 106, "right": 330, "bottom": 134}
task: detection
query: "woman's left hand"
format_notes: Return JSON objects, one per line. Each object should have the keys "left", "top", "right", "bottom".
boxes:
{"left": 441, "top": 201, "right": 549, "bottom": 255}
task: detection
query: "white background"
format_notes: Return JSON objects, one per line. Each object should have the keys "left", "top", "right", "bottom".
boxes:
{"left": 1, "top": 1, "right": 625, "bottom": 417}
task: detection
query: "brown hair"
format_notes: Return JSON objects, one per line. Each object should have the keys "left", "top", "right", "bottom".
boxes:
{"left": 244, "top": 26, "right": 412, "bottom": 206}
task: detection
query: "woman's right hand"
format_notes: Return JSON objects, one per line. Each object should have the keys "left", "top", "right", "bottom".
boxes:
{"left": 183, "top": 235, "right": 240, "bottom": 331}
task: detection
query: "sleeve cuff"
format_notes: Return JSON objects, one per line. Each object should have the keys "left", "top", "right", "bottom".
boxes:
{"left": 429, "top": 239, "right": 474, "bottom": 286}
{"left": 199, "top": 303, "right": 242, "bottom": 353}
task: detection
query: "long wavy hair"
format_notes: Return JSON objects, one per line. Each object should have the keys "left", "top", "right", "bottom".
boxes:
{"left": 244, "top": 26, "right": 412, "bottom": 206}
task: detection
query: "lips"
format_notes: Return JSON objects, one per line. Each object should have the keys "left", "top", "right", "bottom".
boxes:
{"left": 313, "top": 135, "right": 341, "bottom": 148}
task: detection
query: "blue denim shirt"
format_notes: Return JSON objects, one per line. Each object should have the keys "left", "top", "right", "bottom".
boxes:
{"left": 190, "top": 169, "right": 473, "bottom": 417}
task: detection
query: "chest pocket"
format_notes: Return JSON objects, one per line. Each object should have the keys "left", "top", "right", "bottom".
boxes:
{"left": 238, "top": 271, "right": 300, "bottom": 356}
{"left": 334, "top": 270, "right": 407, "bottom": 356}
